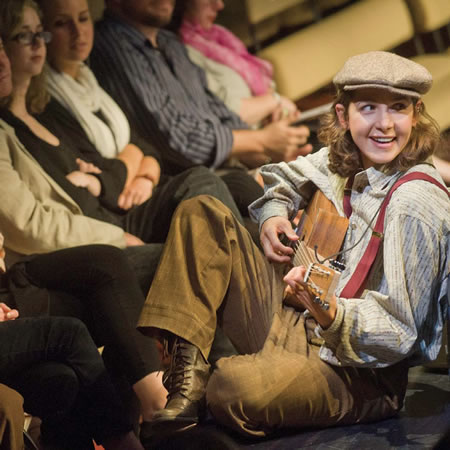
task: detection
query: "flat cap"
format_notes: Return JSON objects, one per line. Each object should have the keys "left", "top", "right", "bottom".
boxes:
{"left": 333, "top": 51, "right": 432, "bottom": 98}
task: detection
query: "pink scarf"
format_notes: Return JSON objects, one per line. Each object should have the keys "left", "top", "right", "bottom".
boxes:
{"left": 180, "top": 20, "right": 273, "bottom": 96}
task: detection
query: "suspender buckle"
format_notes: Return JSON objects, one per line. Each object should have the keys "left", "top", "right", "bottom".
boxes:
{"left": 372, "top": 231, "right": 383, "bottom": 239}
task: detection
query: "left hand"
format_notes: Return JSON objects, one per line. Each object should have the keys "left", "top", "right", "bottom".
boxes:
{"left": 118, "top": 177, "right": 154, "bottom": 210}
{"left": 0, "top": 303, "right": 19, "bottom": 322}
{"left": 283, "top": 266, "right": 337, "bottom": 329}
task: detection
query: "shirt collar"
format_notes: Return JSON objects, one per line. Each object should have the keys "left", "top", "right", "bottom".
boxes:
{"left": 353, "top": 166, "right": 401, "bottom": 195}
{"left": 102, "top": 10, "right": 174, "bottom": 50}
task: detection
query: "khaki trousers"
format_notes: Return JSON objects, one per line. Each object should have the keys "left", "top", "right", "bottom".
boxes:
{"left": 0, "top": 384, "right": 24, "bottom": 450}
{"left": 138, "top": 196, "right": 408, "bottom": 437}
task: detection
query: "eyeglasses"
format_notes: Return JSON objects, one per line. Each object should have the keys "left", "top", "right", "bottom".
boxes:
{"left": 10, "top": 31, "right": 52, "bottom": 46}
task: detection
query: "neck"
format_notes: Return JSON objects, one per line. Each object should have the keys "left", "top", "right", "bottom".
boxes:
{"left": 51, "top": 60, "right": 81, "bottom": 80}
{"left": 9, "top": 79, "right": 31, "bottom": 118}
{"left": 109, "top": 8, "right": 160, "bottom": 47}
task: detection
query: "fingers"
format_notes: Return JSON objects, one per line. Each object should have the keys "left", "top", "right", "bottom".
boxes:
{"left": 260, "top": 217, "right": 299, "bottom": 263}
{"left": 0, "top": 303, "right": 19, "bottom": 321}
{"left": 76, "top": 158, "right": 102, "bottom": 174}
{"left": 118, "top": 191, "right": 134, "bottom": 210}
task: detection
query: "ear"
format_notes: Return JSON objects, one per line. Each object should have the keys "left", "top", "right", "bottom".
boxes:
{"left": 335, "top": 104, "right": 348, "bottom": 129}
{"left": 412, "top": 100, "right": 422, "bottom": 127}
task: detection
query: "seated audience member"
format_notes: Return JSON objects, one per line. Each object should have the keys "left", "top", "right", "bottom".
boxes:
{"left": 0, "top": 314, "right": 143, "bottom": 449}
{"left": 0, "top": 385, "right": 24, "bottom": 450}
{"left": 0, "top": 0, "right": 243, "bottom": 273}
{"left": 35, "top": 0, "right": 161, "bottom": 211}
{"left": 136, "top": 52, "right": 449, "bottom": 436}
{"left": 0, "top": 229, "right": 166, "bottom": 436}
{"left": 90, "top": 0, "right": 312, "bottom": 179}
{"left": 168, "top": 0, "right": 297, "bottom": 126}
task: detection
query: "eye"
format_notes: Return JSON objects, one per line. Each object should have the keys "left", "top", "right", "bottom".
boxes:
{"left": 391, "top": 102, "right": 409, "bottom": 111}
{"left": 53, "top": 19, "right": 68, "bottom": 27}
{"left": 359, "top": 103, "right": 375, "bottom": 112}
{"left": 79, "top": 14, "right": 90, "bottom": 23}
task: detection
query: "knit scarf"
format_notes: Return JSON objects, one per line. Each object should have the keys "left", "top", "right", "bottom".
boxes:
{"left": 46, "top": 63, "right": 130, "bottom": 158}
{"left": 180, "top": 20, "right": 273, "bottom": 96}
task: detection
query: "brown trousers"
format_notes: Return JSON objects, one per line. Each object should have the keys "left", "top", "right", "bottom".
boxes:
{"left": 0, "top": 385, "right": 24, "bottom": 450}
{"left": 138, "top": 196, "right": 408, "bottom": 437}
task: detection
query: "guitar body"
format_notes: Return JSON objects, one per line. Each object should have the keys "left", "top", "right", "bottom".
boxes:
{"left": 287, "top": 189, "right": 349, "bottom": 308}
{"left": 297, "top": 189, "right": 349, "bottom": 258}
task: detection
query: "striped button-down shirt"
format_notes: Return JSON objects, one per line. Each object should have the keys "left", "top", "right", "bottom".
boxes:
{"left": 90, "top": 12, "right": 248, "bottom": 172}
{"left": 249, "top": 148, "right": 450, "bottom": 368}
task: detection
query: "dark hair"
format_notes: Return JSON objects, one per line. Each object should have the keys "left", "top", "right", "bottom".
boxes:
{"left": 0, "top": 0, "right": 50, "bottom": 113}
{"left": 166, "top": 0, "right": 188, "bottom": 33}
{"left": 318, "top": 89, "right": 441, "bottom": 177}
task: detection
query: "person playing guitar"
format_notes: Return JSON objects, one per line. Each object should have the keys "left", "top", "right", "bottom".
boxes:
{"left": 137, "top": 51, "right": 449, "bottom": 439}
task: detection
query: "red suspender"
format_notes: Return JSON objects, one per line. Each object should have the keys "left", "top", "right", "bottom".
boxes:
{"left": 340, "top": 173, "right": 449, "bottom": 299}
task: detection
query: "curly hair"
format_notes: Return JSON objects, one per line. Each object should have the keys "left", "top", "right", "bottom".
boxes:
{"left": 318, "top": 89, "right": 441, "bottom": 178}
{"left": 0, "top": 0, "right": 50, "bottom": 114}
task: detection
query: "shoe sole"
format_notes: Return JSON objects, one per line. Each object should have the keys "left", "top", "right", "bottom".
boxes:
{"left": 151, "top": 417, "right": 199, "bottom": 435}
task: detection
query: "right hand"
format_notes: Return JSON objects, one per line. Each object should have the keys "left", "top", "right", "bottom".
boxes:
{"left": 260, "top": 216, "right": 298, "bottom": 263}
{"left": 76, "top": 158, "right": 102, "bottom": 174}
{"left": 0, "top": 303, "right": 19, "bottom": 322}
{"left": 261, "top": 117, "right": 312, "bottom": 162}
{"left": 124, "top": 232, "right": 145, "bottom": 247}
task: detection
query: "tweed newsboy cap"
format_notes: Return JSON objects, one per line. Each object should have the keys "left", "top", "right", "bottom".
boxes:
{"left": 333, "top": 51, "right": 432, "bottom": 98}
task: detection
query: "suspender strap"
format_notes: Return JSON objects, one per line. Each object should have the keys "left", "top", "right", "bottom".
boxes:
{"left": 340, "top": 172, "right": 449, "bottom": 299}
{"left": 343, "top": 176, "right": 354, "bottom": 218}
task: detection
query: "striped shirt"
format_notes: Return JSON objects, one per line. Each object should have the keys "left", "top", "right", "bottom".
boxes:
{"left": 90, "top": 12, "right": 248, "bottom": 173}
{"left": 249, "top": 148, "right": 450, "bottom": 368}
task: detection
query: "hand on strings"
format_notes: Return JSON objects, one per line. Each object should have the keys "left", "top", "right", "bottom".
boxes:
{"left": 260, "top": 216, "right": 298, "bottom": 263}
{"left": 284, "top": 266, "right": 337, "bottom": 329}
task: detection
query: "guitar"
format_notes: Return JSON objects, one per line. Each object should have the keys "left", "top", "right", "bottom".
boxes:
{"left": 284, "top": 189, "right": 348, "bottom": 310}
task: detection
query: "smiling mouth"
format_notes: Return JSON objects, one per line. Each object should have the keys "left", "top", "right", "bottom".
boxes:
{"left": 370, "top": 137, "right": 396, "bottom": 143}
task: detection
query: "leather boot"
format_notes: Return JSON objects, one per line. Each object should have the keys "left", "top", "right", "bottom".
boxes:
{"left": 152, "top": 337, "right": 210, "bottom": 432}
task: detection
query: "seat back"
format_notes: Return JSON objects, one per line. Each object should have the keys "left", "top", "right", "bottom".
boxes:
{"left": 258, "top": 0, "right": 414, "bottom": 100}
{"left": 405, "top": 0, "right": 450, "bottom": 33}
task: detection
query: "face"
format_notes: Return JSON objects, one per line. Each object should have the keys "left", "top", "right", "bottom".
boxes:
{"left": 5, "top": 6, "right": 47, "bottom": 84}
{"left": 185, "top": 0, "right": 224, "bottom": 29}
{"left": 41, "top": 0, "right": 93, "bottom": 73}
{"left": 336, "top": 88, "right": 417, "bottom": 170}
{"left": 0, "top": 40, "right": 12, "bottom": 98}
{"left": 120, "top": 0, "right": 176, "bottom": 28}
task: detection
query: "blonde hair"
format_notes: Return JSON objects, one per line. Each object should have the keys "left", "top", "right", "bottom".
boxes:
{"left": 0, "top": 0, "right": 50, "bottom": 113}
{"left": 318, "top": 89, "right": 441, "bottom": 177}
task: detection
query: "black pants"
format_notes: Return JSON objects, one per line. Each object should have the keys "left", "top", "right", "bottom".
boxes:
{"left": 12, "top": 245, "right": 160, "bottom": 386}
{"left": 120, "top": 165, "right": 246, "bottom": 243}
{"left": 0, "top": 316, "right": 130, "bottom": 449}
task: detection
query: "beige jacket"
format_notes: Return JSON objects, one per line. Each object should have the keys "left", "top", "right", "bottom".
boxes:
{"left": 0, "top": 119, "right": 126, "bottom": 264}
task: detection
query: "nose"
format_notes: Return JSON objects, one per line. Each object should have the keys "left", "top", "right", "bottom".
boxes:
{"left": 70, "top": 20, "right": 82, "bottom": 38}
{"left": 375, "top": 107, "right": 394, "bottom": 131}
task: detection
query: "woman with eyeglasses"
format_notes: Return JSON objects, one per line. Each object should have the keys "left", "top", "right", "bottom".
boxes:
{"left": 0, "top": 0, "right": 174, "bottom": 438}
